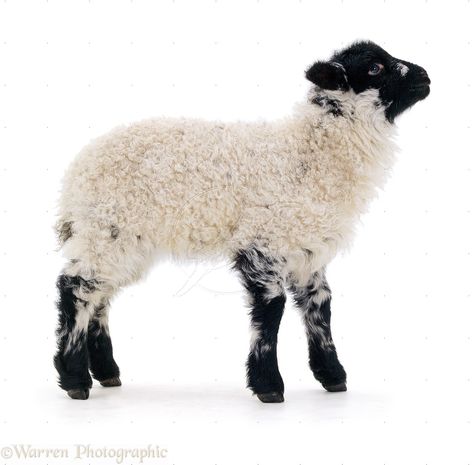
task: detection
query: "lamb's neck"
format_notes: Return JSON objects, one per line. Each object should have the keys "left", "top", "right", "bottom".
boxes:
{"left": 305, "top": 87, "right": 395, "bottom": 137}
{"left": 294, "top": 90, "right": 398, "bottom": 211}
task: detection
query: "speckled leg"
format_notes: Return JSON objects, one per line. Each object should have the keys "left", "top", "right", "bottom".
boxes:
{"left": 290, "top": 269, "right": 347, "bottom": 392}
{"left": 54, "top": 274, "right": 94, "bottom": 400}
{"left": 233, "top": 245, "right": 287, "bottom": 403}
{"left": 88, "top": 302, "right": 121, "bottom": 388}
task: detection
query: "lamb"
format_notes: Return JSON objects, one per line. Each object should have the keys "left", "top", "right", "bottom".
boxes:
{"left": 54, "top": 40, "right": 430, "bottom": 402}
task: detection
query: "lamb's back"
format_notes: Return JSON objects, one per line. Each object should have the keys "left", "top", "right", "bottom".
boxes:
{"left": 58, "top": 117, "right": 294, "bottom": 260}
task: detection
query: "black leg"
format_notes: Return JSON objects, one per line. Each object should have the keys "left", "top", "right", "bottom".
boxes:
{"left": 289, "top": 269, "right": 347, "bottom": 392}
{"left": 233, "top": 246, "right": 286, "bottom": 403}
{"left": 88, "top": 303, "right": 121, "bottom": 387}
{"left": 54, "top": 274, "right": 94, "bottom": 399}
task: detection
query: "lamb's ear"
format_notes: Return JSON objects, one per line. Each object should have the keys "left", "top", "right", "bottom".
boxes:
{"left": 305, "top": 61, "right": 349, "bottom": 91}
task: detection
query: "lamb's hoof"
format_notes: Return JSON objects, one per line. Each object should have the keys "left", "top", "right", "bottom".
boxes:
{"left": 324, "top": 382, "right": 347, "bottom": 392}
{"left": 99, "top": 377, "right": 122, "bottom": 387}
{"left": 256, "top": 391, "right": 284, "bottom": 403}
{"left": 67, "top": 388, "right": 90, "bottom": 400}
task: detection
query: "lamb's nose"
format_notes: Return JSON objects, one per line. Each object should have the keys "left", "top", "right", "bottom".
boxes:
{"left": 419, "top": 68, "right": 431, "bottom": 84}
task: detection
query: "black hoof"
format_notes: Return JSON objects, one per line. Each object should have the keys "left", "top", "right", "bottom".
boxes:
{"left": 324, "top": 382, "right": 347, "bottom": 392}
{"left": 256, "top": 391, "right": 284, "bottom": 403}
{"left": 67, "top": 388, "right": 90, "bottom": 400}
{"left": 99, "top": 377, "right": 122, "bottom": 387}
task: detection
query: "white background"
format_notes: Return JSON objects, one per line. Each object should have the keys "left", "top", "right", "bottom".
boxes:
{"left": 0, "top": 1, "right": 473, "bottom": 464}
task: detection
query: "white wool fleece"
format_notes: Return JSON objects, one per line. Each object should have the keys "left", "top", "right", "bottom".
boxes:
{"left": 57, "top": 88, "right": 396, "bottom": 289}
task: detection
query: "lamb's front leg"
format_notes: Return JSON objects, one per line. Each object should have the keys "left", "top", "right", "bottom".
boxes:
{"left": 233, "top": 247, "right": 286, "bottom": 403}
{"left": 290, "top": 269, "right": 347, "bottom": 392}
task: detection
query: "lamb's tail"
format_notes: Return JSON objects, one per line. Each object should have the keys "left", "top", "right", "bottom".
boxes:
{"left": 56, "top": 219, "right": 73, "bottom": 247}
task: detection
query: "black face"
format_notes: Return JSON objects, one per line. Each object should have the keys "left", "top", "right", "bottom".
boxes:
{"left": 306, "top": 41, "right": 431, "bottom": 122}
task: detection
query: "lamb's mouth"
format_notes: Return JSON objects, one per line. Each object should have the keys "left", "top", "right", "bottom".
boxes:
{"left": 409, "top": 83, "right": 430, "bottom": 99}
{"left": 411, "top": 82, "right": 430, "bottom": 89}
{"left": 410, "top": 75, "right": 431, "bottom": 90}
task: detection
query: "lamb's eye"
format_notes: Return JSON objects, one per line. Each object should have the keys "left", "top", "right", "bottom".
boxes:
{"left": 368, "top": 63, "right": 384, "bottom": 76}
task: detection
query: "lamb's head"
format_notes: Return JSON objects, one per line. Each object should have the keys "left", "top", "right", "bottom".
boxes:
{"left": 306, "top": 41, "right": 430, "bottom": 122}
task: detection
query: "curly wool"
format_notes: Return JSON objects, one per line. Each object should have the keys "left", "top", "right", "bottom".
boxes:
{"left": 57, "top": 88, "right": 396, "bottom": 289}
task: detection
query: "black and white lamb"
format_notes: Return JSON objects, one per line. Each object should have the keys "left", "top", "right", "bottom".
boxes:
{"left": 54, "top": 41, "right": 430, "bottom": 402}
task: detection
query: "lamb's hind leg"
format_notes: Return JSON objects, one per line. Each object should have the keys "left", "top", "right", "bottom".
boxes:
{"left": 233, "top": 246, "right": 287, "bottom": 403}
{"left": 289, "top": 269, "right": 347, "bottom": 392}
{"left": 87, "top": 301, "right": 121, "bottom": 388}
{"left": 54, "top": 269, "right": 115, "bottom": 399}
{"left": 54, "top": 273, "right": 96, "bottom": 399}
